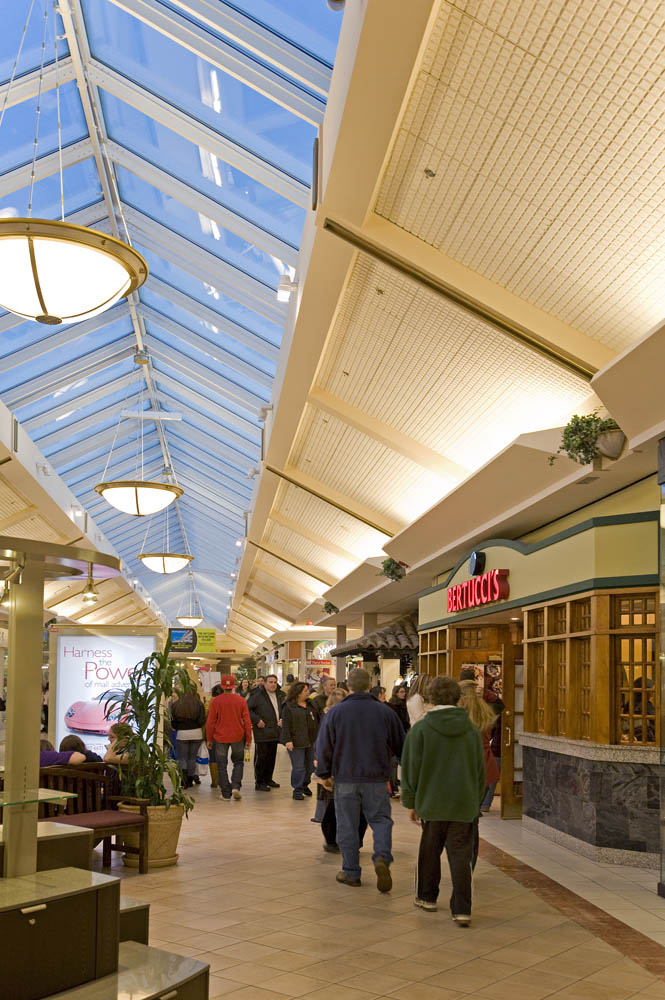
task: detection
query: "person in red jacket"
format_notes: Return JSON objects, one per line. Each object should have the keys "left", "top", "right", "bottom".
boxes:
{"left": 206, "top": 675, "right": 252, "bottom": 801}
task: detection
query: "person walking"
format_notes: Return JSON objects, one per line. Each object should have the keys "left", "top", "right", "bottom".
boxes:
{"left": 248, "top": 674, "right": 284, "bottom": 791}
{"left": 401, "top": 675, "right": 485, "bottom": 927}
{"left": 206, "top": 675, "right": 252, "bottom": 801}
{"left": 458, "top": 678, "right": 500, "bottom": 867}
{"left": 459, "top": 667, "right": 504, "bottom": 812}
{"left": 407, "top": 673, "right": 431, "bottom": 726}
{"left": 171, "top": 689, "right": 206, "bottom": 788}
{"left": 310, "top": 675, "right": 336, "bottom": 725}
{"left": 316, "top": 667, "right": 405, "bottom": 892}
{"left": 236, "top": 677, "right": 251, "bottom": 700}
{"left": 281, "top": 681, "right": 318, "bottom": 800}
{"left": 388, "top": 684, "right": 410, "bottom": 796}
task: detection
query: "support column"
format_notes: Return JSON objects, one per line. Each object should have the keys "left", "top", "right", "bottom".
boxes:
{"left": 361, "top": 614, "right": 379, "bottom": 680}
{"left": 335, "top": 625, "right": 346, "bottom": 682}
{"left": 3, "top": 557, "right": 46, "bottom": 877}
{"left": 658, "top": 439, "right": 665, "bottom": 897}
{"left": 362, "top": 613, "right": 378, "bottom": 633}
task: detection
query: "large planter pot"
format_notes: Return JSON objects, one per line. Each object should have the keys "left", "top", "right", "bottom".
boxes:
{"left": 597, "top": 428, "right": 626, "bottom": 460}
{"left": 119, "top": 803, "right": 185, "bottom": 869}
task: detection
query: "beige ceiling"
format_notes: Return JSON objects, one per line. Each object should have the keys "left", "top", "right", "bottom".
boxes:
{"left": 230, "top": 0, "right": 663, "bottom": 649}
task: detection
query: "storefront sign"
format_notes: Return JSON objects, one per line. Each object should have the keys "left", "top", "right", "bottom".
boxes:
{"left": 447, "top": 569, "right": 509, "bottom": 613}
{"left": 169, "top": 628, "right": 217, "bottom": 653}
{"left": 55, "top": 633, "right": 156, "bottom": 758}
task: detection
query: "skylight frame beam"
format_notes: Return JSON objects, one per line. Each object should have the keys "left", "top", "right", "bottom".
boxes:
{"left": 106, "top": 141, "right": 298, "bottom": 268}
{"left": 35, "top": 397, "right": 141, "bottom": 449}
{"left": 0, "top": 58, "right": 76, "bottom": 109}
{"left": 154, "top": 392, "right": 261, "bottom": 463}
{"left": 87, "top": 60, "right": 309, "bottom": 208}
{"left": 5, "top": 337, "right": 136, "bottom": 409}
{"left": 139, "top": 303, "right": 273, "bottom": 390}
{"left": 0, "top": 139, "right": 94, "bottom": 197}
{"left": 24, "top": 371, "right": 139, "bottom": 432}
{"left": 124, "top": 207, "right": 287, "bottom": 325}
{"left": 151, "top": 370, "right": 262, "bottom": 453}
{"left": 106, "top": 0, "right": 325, "bottom": 125}
{"left": 146, "top": 276, "right": 279, "bottom": 363}
{"left": 146, "top": 340, "right": 265, "bottom": 417}
{"left": 168, "top": 0, "right": 332, "bottom": 95}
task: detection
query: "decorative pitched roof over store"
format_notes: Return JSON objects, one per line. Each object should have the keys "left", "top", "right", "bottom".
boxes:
{"left": 331, "top": 613, "right": 419, "bottom": 659}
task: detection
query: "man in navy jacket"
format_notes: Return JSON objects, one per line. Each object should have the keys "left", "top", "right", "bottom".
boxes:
{"left": 316, "top": 667, "right": 405, "bottom": 891}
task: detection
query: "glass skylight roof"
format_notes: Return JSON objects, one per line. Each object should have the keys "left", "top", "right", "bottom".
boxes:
{"left": 0, "top": 0, "right": 341, "bottom": 626}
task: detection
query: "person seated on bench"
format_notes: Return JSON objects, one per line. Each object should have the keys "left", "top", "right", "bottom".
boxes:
{"left": 40, "top": 738, "right": 86, "bottom": 766}
{"left": 60, "top": 734, "right": 103, "bottom": 763}
{"left": 104, "top": 722, "right": 131, "bottom": 764}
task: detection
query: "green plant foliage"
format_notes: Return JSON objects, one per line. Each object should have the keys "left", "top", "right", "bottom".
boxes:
{"left": 379, "top": 558, "right": 407, "bottom": 582}
{"left": 323, "top": 601, "right": 340, "bottom": 615}
{"left": 549, "top": 413, "right": 620, "bottom": 466}
{"left": 102, "top": 639, "right": 195, "bottom": 815}
{"left": 235, "top": 657, "right": 257, "bottom": 681}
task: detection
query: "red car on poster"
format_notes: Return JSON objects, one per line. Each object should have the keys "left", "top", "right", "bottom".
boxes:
{"left": 64, "top": 690, "right": 126, "bottom": 735}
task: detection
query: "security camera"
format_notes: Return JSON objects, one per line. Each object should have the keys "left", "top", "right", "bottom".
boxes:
{"left": 327, "top": 0, "right": 345, "bottom": 9}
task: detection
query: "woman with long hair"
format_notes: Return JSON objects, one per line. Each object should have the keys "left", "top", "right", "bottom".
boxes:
{"left": 235, "top": 677, "right": 251, "bottom": 700}
{"left": 388, "top": 684, "right": 410, "bottom": 796}
{"left": 407, "top": 673, "right": 432, "bottom": 726}
{"left": 171, "top": 689, "right": 206, "bottom": 788}
{"left": 281, "top": 680, "right": 318, "bottom": 800}
{"left": 458, "top": 678, "right": 500, "bottom": 867}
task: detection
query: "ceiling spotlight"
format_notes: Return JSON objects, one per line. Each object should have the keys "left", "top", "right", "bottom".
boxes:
{"left": 81, "top": 563, "right": 99, "bottom": 605}
{"left": 235, "top": 539, "right": 243, "bottom": 547}
{"left": 276, "top": 275, "right": 298, "bottom": 303}
{"left": 247, "top": 466, "right": 260, "bottom": 479}
{"left": 327, "top": 0, "right": 345, "bottom": 8}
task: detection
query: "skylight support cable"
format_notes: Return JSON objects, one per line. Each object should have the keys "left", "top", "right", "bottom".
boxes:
{"left": 27, "top": 0, "right": 50, "bottom": 218}
{"left": 0, "top": 0, "right": 38, "bottom": 132}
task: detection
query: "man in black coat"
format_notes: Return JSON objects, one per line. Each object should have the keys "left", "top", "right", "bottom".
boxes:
{"left": 248, "top": 674, "right": 285, "bottom": 791}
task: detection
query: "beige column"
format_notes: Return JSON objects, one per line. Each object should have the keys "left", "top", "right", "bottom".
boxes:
{"left": 3, "top": 557, "right": 46, "bottom": 877}
{"left": 335, "top": 625, "right": 347, "bottom": 682}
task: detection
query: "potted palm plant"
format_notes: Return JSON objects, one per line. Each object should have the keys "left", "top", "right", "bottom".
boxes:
{"left": 103, "top": 639, "right": 194, "bottom": 868}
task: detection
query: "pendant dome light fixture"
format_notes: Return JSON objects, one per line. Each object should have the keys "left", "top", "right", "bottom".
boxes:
{"left": 94, "top": 384, "right": 184, "bottom": 516}
{"left": 0, "top": 1, "right": 147, "bottom": 326}
{"left": 177, "top": 572, "right": 204, "bottom": 627}
{"left": 137, "top": 503, "right": 193, "bottom": 575}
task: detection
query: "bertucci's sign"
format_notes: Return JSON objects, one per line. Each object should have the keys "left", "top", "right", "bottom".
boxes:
{"left": 447, "top": 569, "right": 509, "bottom": 613}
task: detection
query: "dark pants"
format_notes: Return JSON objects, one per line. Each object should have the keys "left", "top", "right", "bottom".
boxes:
{"left": 254, "top": 740, "right": 278, "bottom": 785}
{"left": 321, "top": 798, "right": 368, "bottom": 847}
{"left": 213, "top": 740, "right": 244, "bottom": 796}
{"left": 287, "top": 746, "right": 313, "bottom": 792}
{"left": 176, "top": 739, "right": 199, "bottom": 779}
{"left": 335, "top": 782, "right": 393, "bottom": 881}
{"left": 417, "top": 820, "right": 474, "bottom": 916}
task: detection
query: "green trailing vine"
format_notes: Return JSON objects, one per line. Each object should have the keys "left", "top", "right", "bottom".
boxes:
{"left": 549, "top": 412, "right": 620, "bottom": 467}
{"left": 379, "top": 557, "right": 408, "bottom": 582}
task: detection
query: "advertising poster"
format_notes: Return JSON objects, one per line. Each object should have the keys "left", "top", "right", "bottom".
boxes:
{"left": 55, "top": 633, "right": 156, "bottom": 758}
{"left": 169, "top": 627, "right": 216, "bottom": 654}
{"left": 306, "top": 639, "right": 334, "bottom": 666}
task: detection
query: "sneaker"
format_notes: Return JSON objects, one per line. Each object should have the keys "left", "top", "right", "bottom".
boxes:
{"left": 267, "top": 780, "right": 280, "bottom": 788}
{"left": 220, "top": 793, "right": 231, "bottom": 801}
{"left": 323, "top": 843, "right": 340, "bottom": 853}
{"left": 293, "top": 791, "right": 304, "bottom": 800}
{"left": 232, "top": 789, "right": 242, "bottom": 800}
{"left": 255, "top": 784, "right": 271, "bottom": 791}
{"left": 374, "top": 859, "right": 392, "bottom": 893}
{"left": 302, "top": 786, "right": 312, "bottom": 797}
{"left": 336, "top": 871, "right": 361, "bottom": 887}
{"left": 414, "top": 898, "right": 437, "bottom": 912}
{"left": 452, "top": 914, "right": 471, "bottom": 927}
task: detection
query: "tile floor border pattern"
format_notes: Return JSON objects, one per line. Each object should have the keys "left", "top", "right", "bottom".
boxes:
{"left": 479, "top": 840, "right": 665, "bottom": 982}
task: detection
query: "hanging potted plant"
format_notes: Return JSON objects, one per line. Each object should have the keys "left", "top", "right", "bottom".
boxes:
{"left": 549, "top": 413, "right": 625, "bottom": 467}
{"left": 323, "top": 601, "right": 340, "bottom": 615}
{"left": 103, "top": 639, "right": 194, "bottom": 868}
{"left": 378, "top": 558, "right": 408, "bottom": 582}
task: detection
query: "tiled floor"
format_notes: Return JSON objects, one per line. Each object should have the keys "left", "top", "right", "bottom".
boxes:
{"left": 104, "top": 750, "right": 665, "bottom": 1000}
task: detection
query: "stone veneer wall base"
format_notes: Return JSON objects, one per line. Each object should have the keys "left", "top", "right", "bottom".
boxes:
{"left": 522, "top": 815, "right": 659, "bottom": 871}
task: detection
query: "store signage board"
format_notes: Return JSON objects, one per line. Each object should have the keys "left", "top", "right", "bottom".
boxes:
{"left": 447, "top": 569, "right": 509, "bottom": 613}
{"left": 169, "top": 627, "right": 217, "bottom": 653}
{"left": 55, "top": 633, "right": 156, "bottom": 758}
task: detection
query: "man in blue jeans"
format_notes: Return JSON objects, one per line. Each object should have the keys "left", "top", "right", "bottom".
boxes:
{"left": 316, "top": 667, "right": 405, "bottom": 891}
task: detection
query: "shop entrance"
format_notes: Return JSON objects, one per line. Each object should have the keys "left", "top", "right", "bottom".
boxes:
{"left": 421, "top": 617, "right": 524, "bottom": 818}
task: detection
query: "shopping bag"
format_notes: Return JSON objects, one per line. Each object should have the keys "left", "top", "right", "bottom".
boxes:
{"left": 196, "top": 741, "right": 209, "bottom": 776}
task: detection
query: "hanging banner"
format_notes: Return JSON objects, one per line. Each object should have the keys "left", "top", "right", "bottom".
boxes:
{"left": 169, "top": 627, "right": 217, "bottom": 653}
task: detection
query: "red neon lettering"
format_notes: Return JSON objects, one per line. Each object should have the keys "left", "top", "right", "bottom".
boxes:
{"left": 480, "top": 574, "right": 488, "bottom": 602}
{"left": 447, "top": 569, "right": 510, "bottom": 614}
{"left": 491, "top": 569, "right": 499, "bottom": 601}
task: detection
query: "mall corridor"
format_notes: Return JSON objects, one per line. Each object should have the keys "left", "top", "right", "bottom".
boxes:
{"left": 111, "top": 752, "right": 665, "bottom": 1000}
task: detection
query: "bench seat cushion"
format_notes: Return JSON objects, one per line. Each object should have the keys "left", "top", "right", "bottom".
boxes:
{"left": 54, "top": 810, "right": 147, "bottom": 830}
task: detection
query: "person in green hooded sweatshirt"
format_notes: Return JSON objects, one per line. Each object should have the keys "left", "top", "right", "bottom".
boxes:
{"left": 400, "top": 675, "right": 485, "bottom": 927}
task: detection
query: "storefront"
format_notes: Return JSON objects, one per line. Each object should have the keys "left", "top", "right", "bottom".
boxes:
{"left": 418, "top": 478, "right": 659, "bottom": 867}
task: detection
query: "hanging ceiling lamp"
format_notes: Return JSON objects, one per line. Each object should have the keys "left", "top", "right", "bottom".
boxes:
{"left": 81, "top": 564, "right": 98, "bottom": 605}
{"left": 0, "top": 1, "right": 147, "bottom": 326}
{"left": 177, "top": 573, "right": 204, "bottom": 627}
{"left": 94, "top": 385, "right": 184, "bottom": 515}
{"left": 137, "top": 504, "right": 193, "bottom": 574}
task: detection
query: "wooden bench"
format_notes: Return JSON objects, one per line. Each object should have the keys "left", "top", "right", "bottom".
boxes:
{"left": 38, "top": 765, "right": 150, "bottom": 875}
